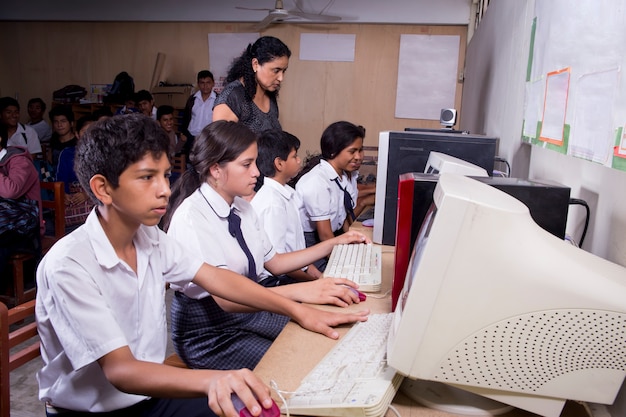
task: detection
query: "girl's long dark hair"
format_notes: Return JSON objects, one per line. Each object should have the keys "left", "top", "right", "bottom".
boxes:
{"left": 226, "top": 36, "right": 291, "bottom": 101}
{"left": 161, "top": 120, "right": 257, "bottom": 231}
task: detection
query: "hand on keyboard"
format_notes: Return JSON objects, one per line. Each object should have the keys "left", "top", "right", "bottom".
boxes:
{"left": 331, "top": 230, "right": 371, "bottom": 245}
{"left": 283, "top": 278, "right": 365, "bottom": 307}
{"left": 291, "top": 303, "right": 369, "bottom": 340}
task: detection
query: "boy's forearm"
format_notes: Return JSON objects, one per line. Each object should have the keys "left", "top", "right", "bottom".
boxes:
{"left": 99, "top": 346, "right": 212, "bottom": 398}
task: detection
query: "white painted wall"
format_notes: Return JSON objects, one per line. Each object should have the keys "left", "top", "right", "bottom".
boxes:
{"left": 461, "top": 1, "right": 626, "bottom": 415}
{"left": 0, "top": 0, "right": 471, "bottom": 24}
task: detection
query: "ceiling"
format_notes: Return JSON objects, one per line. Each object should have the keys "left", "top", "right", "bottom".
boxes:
{"left": 0, "top": 0, "right": 473, "bottom": 25}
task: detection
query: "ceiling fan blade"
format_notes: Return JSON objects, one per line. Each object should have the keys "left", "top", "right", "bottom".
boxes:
{"left": 253, "top": 13, "right": 279, "bottom": 30}
{"left": 289, "top": 11, "right": 342, "bottom": 22}
{"left": 235, "top": 6, "right": 272, "bottom": 11}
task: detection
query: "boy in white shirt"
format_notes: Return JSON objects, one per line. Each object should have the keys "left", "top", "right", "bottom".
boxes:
{"left": 35, "top": 113, "right": 367, "bottom": 416}
{"left": 251, "top": 130, "right": 321, "bottom": 283}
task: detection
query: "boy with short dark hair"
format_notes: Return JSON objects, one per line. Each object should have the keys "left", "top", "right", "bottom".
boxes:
{"left": 157, "top": 104, "right": 186, "bottom": 156}
{"left": 181, "top": 70, "right": 216, "bottom": 156}
{"left": 36, "top": 113, "right": 367, "bottom": 416}
{"left": 0, "top": 96, "right": 42, "bottom": 156}
{"left": 27, "top": 97, "right": 52, "bottom": 143}
{"left": 48, "top": 105, "right": 77, "bottom": 169}
{"left": 136, "top": 89, "right": 157, "bottom": 119}
{"left": 251, "top": 130, "right": 322, "bottom": 282}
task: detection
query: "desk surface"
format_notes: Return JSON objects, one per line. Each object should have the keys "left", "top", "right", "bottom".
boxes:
{"left": 253, "top": 224, "right": 590, "bottom": 417}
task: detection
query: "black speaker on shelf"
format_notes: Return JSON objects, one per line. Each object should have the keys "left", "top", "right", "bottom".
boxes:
{"left": 440, "top": 108, "right": 457, "bottom": 127}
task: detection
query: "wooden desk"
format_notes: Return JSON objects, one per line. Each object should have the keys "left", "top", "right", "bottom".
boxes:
{"left": 254, "top": 224, "right": 590, "bottom": 417}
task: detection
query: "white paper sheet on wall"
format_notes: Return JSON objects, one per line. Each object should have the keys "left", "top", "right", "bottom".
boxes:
{"left": 395, "top": 34, "right": 460, "bottom": 120}
{"left": 299, "top": 34, "right": 356, "bottom": 62}
{"left": 208, "top": 33, "right": 259, "bottom": 93}
{"left": 523, "top": 77, "right": 545, "bottom": 140}
{"left": 569, "top": 68, "right": 620, "bottom": 163}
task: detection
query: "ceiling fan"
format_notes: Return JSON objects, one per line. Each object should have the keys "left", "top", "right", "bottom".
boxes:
{"left": 237, "top": 0, "right": 342, "bottom": 30}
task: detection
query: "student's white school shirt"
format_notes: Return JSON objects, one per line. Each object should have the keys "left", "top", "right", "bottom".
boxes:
{"left": 167, "top": 182, "right": 276, "bottom": 298}
{"left": 251, "top": 178, "right": 306, "bottom": 274}
{"left": 8, "top": 123, "right": 42, "bottom": 155}
{"left": 295, "top": 159, "right": 358, "bottom": 233}
{"left": 36, "top": 209, "right": 203, "bottom": 412}
{"left": 188, "top": 90, "right": 217, "bottom": 137}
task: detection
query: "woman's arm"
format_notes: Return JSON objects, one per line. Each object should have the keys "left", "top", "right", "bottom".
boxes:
{"left": 212, "top": 103, "right": 239, "bottom": 123}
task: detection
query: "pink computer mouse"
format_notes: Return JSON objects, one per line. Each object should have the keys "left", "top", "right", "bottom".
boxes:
{"left": 349, "top": 287, "right": 367, "bottom": 302}
{"left": 231, "top": 394, "right": 281, "bottom": 417}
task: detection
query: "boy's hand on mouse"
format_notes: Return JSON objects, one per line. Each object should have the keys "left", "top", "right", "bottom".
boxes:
{"left": 207, "top": 368, "right": 274, "bottom": 417}
{"left": 334, "top": 230, "right": 371, "bottom": 245}
{"left": 292, "top": 278, "right": 362, "bottom": 307}
{"left": 292, "top": 304, "right": 369, "bottom": 340}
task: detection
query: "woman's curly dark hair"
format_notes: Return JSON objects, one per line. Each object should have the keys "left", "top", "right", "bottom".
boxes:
{"left": 226, "top": 36, "right": 291, "bottom": 101}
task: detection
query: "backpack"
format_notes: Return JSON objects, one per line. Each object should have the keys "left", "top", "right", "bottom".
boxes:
{"left": 52, "top": 85, "right": 88, "bottom": 103}
{"left": 104, "top": 71, "right": 135, "bottom": 104}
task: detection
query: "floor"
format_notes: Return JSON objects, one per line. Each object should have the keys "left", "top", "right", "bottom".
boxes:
{"left": 9, "top": 289, "right": 177, "bottom": 416}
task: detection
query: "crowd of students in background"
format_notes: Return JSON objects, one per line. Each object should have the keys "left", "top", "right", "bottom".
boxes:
{"left": 1, "top": 35, "right": 379, "bottom": 417}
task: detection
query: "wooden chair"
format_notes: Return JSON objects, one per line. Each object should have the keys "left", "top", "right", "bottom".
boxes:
{"left": 172, "top": 154, "right": 186, "bottom": 175}
{"left": 3, "top": 182, "right": 65, "bottom": 307}
{"left": 0, "top": 300, "right": 40, "bottom": 417}
{"left": 40, "top": 181, "right": 66, "bottom": 243}
{"left": 164, "top": 352, "right": 187, "bottom": 368}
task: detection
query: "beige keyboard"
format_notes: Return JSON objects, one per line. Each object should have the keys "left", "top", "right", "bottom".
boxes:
{"left": 324, "top": 243, "right": 382, "bottom": 292}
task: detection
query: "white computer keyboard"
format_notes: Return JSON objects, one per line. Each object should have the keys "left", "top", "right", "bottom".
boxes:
{"left": 281, "top": 313, "right": 404, "bottom": 417}
{"left": 324, "top": 243, "right": 382, "bottom": 292}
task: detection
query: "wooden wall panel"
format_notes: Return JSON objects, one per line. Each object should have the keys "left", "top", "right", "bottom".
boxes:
{"left": 0, "top": 21, "right": 466, "bottom": 156}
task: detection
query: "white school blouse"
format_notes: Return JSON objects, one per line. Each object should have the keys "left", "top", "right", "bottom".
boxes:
{"left": 167, "top": 182, "right": 277, "bottom": 298}
{"left": 296, "top": 159, "right": 358, "bottom": 233}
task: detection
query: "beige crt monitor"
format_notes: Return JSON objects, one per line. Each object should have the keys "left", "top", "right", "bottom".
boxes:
{"left": 386, "top": 173, "right": 626, "bottom": 417}
{"left": 424, "top": 151, "right": 489, "bottom": 177}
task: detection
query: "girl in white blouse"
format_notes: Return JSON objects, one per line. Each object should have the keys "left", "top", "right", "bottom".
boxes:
{"left": 161, "top": 120, "right": 369, "bottom": 370}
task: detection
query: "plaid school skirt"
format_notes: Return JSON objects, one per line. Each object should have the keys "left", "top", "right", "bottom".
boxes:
{"left": 171, "top": 291, "right": 290, "bottom": 370}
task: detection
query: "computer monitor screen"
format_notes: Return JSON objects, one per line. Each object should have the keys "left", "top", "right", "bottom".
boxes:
{"left": 373, "top": 130, "right": 498, "bottom": 245}
{"left": 386, "top": 173, "right": 626, "bottom": 417}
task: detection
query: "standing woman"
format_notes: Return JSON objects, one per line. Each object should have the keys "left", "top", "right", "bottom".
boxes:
{"left": 296, "top": 121, "right": 373, "bottom": 271}
{"left": 161, "top": 120, "right": 368, "bottom": 371}
{"left": 212, "top": 36, "right": 290, "bottom": 134}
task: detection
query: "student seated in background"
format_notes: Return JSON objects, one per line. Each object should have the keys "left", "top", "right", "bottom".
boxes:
{"left": 0, "top": 122, "right": 43, "bottom": 293}
{"left": 161, "top": 120, "right": 368, "bottom": 371}
{"left": 181, "top": 70, "right": 216, "bottom": 157}
{"left": 36, "top": 113, "right": 368, "bottom": 416}
{"left": 56, "top": 114, "right": 96, "bottom": 230}
{"left": 27, "top": 97, "right": 52, "bottom": 144}
{"left": 48, "top": 105, "right": 77, "bottom": 169}
{"left": 136, "top": 89, "right": 157, "bottom": 119}
{"left": 251, "top": 129, "right": 321, "bottom": 282}
{"left": 114, "top": 93, "right": 139, "bottom": 115}
{"left": 0, "top": 96, "right": 42, "bottom": 158}
{"left": 296, "top": 121, "right": 374, "bottom": 271}
{"left": 157, "top": 105, "right": 186, "bottom": 156}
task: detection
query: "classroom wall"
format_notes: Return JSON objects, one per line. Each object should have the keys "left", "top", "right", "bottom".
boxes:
{"left": 461, "top": 1, "right": 626, "bottom": 414}
{"left": 0, "top": 21, "right": 466, "bottom": 157}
